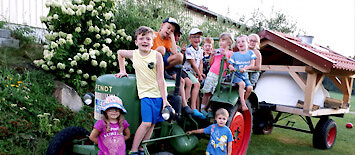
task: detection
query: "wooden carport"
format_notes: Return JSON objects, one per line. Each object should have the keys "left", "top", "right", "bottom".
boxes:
{"left": 258, "top": 30, "right": 355, "bottom": 116}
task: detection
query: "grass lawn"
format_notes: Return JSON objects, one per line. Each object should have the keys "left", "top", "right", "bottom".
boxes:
{"left": 247, "top": 91, "right": 355, "bottom": 155}
{"left": 170, "top": 92, "right": 355, "bottom": 155}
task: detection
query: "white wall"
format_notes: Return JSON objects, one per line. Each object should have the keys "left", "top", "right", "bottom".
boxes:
{"left": 0, "top": 0, "right": 49, "bottom": 28}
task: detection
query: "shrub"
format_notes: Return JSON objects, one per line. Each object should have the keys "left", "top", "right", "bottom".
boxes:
{"left": 0, "top": 68, "right": 94, "bottom": 154}
{"left": 34, "top": 0, "right": 132, "bottom": 90}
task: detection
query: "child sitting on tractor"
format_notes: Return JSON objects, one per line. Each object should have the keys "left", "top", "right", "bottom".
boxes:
{"left": 228, "top": 35, "right": 257, "bottom": 111}
{"left": 200, "top": 33, "right": 234, "bottom": 117}
{"left": 115, "top": 26, "right": 171, "bottom": 154}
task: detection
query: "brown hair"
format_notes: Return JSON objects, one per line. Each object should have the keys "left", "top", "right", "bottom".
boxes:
{"left": 103, "top": 108, "right": 125, "bottom": 133}
{"left": 135, "top": 26, "right": 154, "bottom": 39}
{"left": 215, "top": 108, "right": 229, "bottom": 118}
{"left": 203, "top": 37, "right": 214, "bottom": 44}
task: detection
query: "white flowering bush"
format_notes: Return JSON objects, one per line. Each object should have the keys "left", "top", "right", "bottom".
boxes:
{"left": 35, "top": 0, "right": 132, "bottom": 89}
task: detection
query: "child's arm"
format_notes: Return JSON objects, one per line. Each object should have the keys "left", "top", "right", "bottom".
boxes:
{"left": 240, "top": 59, "right": 255, "bottom": 73}
{"left": 199, "top": 60, "right": 205, "bottom": 79}
{"left": 169, "top": 33, "right": 178, "bottom": 54}
{"left": 89, "top": 128, "right": 100, "bottom": 144}
{"left": 253, "top": 50, "right": 262, "bottom": 70}
{"left": 156, "top": 52, "right": 171, "bottom": 108}
{"left": 188, "top": 59, "right": 203, "bottom": 81}
{"left": 115, "top": 50, "right": 133, "bottom": 78}
{"left": 227, "top": 141, "right": 232, "bottom": 155}
{"left": 187, "top": 128, "right": 204, "bottom": 135}
{"left": 124, "top": 128, "right": 130, "bottom": 140}
{"left": 228, "top": 64, "right": 236, "bottom": 72}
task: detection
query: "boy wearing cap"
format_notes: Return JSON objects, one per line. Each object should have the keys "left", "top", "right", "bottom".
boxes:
{"left": 152, "top": 17, "right": 184, "bottom": 73}
{"left": 182, "top": 28, "right": 205, "bottom": 119}
{"left": 115, "top": 26, "right": 170, "bottom": 154}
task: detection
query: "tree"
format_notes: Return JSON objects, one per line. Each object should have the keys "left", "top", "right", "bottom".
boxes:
{"left": 237, "top": 9, "right": 300, "bottom": 35}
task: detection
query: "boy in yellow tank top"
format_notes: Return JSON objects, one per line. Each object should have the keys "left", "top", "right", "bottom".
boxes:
{"left": 115, "top": 26, "right": 170, "bottom": 154}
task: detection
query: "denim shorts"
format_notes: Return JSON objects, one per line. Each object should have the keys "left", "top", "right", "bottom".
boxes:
{"left": 250, "top": 72, "right": 260, "bottom": 85}
{"left": 232, "top": 76, "right": 252, "bottom": 87}
{"left": 141, "top": 97, "right": 164, "bottom": 124}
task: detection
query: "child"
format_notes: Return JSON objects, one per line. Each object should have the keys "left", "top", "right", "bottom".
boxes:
{"left": 89, "top": 96, "right": 130, "bottom": 155}
{"left": 202, "top": 37, "right": 214, "bottom": 76}
{"left": 248, "top": 33, "right": 262, "bottom": 86}
{"left": 152, "top": 17, "right": 184, "bottom": 72}
{"left": 183, "top": 28, "right": 205, "bottom": 119}
{"left": 114, "top": 26, "right": 170, "bottom": 154}
{"left": 201, "top": 33, "right": 234, "bottom": 116}
{"left": 187, "top": 108, "right": 233, "bottom": 155}
{"left": 228, "top": 35, "right": 257, "bottom": 111}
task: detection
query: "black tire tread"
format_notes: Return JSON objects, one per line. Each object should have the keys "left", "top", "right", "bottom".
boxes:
{"left": 46, "top": 126, "right": 91, "bottom": 155}
{"left": 313, "top": 118, "right": 337, "bottom": 149}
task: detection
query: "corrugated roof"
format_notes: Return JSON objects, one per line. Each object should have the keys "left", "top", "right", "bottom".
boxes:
{"left": 260, "top": 30, "right": 355, "bottom": 73}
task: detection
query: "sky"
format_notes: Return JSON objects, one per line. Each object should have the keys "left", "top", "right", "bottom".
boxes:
{"left": 189, "top": 0, "right": 355, "bottom": 57}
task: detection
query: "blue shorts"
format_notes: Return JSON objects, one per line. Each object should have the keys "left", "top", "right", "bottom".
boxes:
{"left": 249, "top": 72, "right": 260, "bottom": 85}
{"left": 233, "top": 76, "right": 252, "bottom": 87}
{"left": 141, "top": 97, "right": 164, "bottom": 124}
{"left": 163, "top": 52, "right": 172, "bottom": 67}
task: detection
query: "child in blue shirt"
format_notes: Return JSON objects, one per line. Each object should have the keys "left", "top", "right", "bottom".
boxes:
{"left": 187, "top": 108, "right": 233, "bottom": 155}
{"left": 228, "top": 35, "right": 257, "bottom": 111}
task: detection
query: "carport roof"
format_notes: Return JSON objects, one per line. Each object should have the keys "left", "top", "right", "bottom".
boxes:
{"left": 259, "top": 30, "right": 355, "bottom": 73}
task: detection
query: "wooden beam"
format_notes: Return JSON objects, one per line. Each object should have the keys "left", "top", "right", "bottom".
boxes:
{"left": 260, "top": 41, "right": 329, "bottom": 73}
{"left": 276, "top": 105, "right": 350, "bottom": 116}
{"left": 288, "top": 71, "right": 306, "bottom": 91}
{"left": 261, "top": 65, "right": 307, "bottom": 72}
{"left": 329, "top": 76, "right": 342, "bottom": 92}
{"left": 303, "top": 73, "right": 317, "bottom": 113}
{"left": 314, "top": 74, "right": 325, "bottom": 92}
{"left": 340, "top": 77, "right": 353, "bottom": 103}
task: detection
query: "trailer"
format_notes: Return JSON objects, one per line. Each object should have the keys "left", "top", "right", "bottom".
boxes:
{"left": 252, "top": 30, "right": 355, "bottom": 149}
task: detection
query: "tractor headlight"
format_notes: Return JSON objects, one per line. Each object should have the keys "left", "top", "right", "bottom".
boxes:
{"left": 83, "top": 93, "right": 94, "bottom": 105}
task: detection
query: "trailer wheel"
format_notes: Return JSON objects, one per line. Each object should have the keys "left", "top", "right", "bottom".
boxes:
{"left": 313, "top": 118, "right": 337, "bottom": 149}
{"left": 253, "top": 110, "right": 273, "bottom": 134}
{"left": 46, "top": 127, "right": 92, "bottom": 155}
{"left": 227, "top": 100, "right": 252, "bottom": 155}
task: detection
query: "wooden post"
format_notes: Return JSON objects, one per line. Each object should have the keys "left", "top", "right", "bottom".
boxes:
{"left": 289, "top": 71, "right": 306, "bottom": 92}
{"left": 303, "top": 73, "right": 317, "bottom": 113}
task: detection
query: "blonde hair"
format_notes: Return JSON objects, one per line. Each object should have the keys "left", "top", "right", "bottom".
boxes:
{"left": 103, "top": 108, "right": 125, "bottom": 133}
{"left": 219, "top": 32, "right": 234, "bottom": 50}
{"left": 215, "top": 108, "right": 229, "bottom": 118}
{"left": 248, "top": 33, "right": 260, "bottom": 50}
{"left": 203, "top": 37, "right": 214, "bottom": 44}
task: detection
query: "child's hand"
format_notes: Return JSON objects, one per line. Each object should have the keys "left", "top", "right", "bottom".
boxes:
{"left": 198, "top": 74, "right": 203, "bottom": 81}
{"left": 169, "top": 32, "right": 175, "bottom": 40}
{"left": 202, "top": 73, "right": 206, "bottom": 79}
{"left": 186, "top": 131, "right": 193, "bottom": 135}
{"left": 114, "top": 72, "right": 128, "bottom": 78}
{"left": 181, "top": 43, "right": 186, "bottom": 53}
{"left": 241, "top": 104, "right": 249, "bottom": 111}
{"left": 240, "top": 68, "right": 246, "bottom": 73}
{"left": 228, "top": 65, "right": 236, "bottom": 72}
{"left": 162, "top": 99, "right": 171, "bottom": 109}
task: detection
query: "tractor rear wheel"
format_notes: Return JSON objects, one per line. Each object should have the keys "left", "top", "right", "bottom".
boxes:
{"left": 313, "top": 118, "right": 337, "bottom": 149}
{"left": 46, "top": 127, "right": 92, "bottom": 155}
{"left": 227, "top": 100, "right": 253, "bottom": 155}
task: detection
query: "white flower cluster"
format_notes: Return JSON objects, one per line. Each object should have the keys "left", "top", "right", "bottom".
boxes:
{"left": 35, "top": 0, "right": 132, "bottom": 87}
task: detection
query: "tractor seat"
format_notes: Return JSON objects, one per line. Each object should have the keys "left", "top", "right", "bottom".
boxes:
{"left": 221, "top": 81, "right": 236, "bottom": 87}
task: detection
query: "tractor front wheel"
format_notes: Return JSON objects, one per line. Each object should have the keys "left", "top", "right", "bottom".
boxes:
{"left": 313, "top": 118, "right": 337, "bottom": 149}
{"left": 46, "top": 127, "right": 92, "bottom": 155}
{"left": 227, "top": 100, "right": 253, "bottom": 155}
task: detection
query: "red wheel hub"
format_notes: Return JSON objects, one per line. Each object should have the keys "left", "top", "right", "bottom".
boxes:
{"left": 327, "top": 127, "right": 336, "bottom": 147}
{"left": 230, "top": 110, "right": 252, "bottom": 155}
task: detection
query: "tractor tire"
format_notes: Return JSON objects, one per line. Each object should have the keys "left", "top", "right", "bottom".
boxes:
{"left": 253, "top": 110, "right": 273, "bottom": 134}
{"left": 227, "top": 100, "right": 253, "bottom": 155}
{"left": 313, "top": 118, "right": 337, "bottom": 149}
{"left": 46, "top": 127, "right": 92, "bottom": 155}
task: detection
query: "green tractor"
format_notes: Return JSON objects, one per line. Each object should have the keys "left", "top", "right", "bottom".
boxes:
{"left": 46, "top": 62, "right": 258, "bottom": 155}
